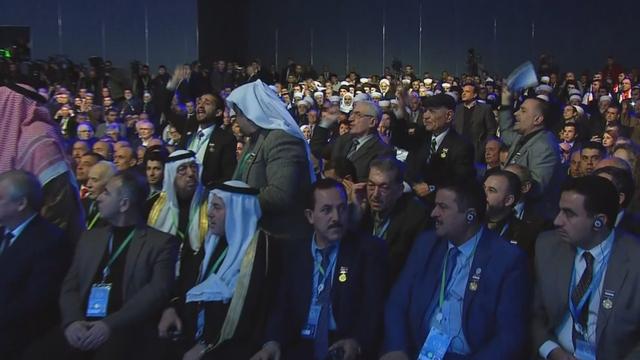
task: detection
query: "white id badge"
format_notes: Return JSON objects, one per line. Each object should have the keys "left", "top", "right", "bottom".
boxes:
{"left": 575, "top": 339, "right": 596, "bottom": 360}
{"left": 417, "top": 327, "right": 452, "bottom": 360}
{"left": 300, "top": 304, "right": 322, "bottom": 339}
{"left": 86, "top": 283, "right": 111, "bottom": 318}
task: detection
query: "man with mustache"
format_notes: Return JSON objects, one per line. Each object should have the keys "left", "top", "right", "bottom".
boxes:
{"left": 148, "top": 150, "right": 209, "bottom": 305}
{"left": 532, "top": 176, "right": 640, "bottom": 359}
{"left": 381, "top": 180, "right": 530, "bottom": 360}
{"left": 251, "top": 179, "right": 387, "bottom": 360}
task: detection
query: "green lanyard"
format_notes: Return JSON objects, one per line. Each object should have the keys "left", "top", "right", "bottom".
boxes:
{"left": 205, "top": 247, "right": 229, "bottom": 279}
{"left": 234, "top": 150, "right": 252, "bottom": 179}
{"left": 102, "top": 229, "right": 136, "bottom": 282}
{"left": 87, "top": 203, "right": 100, "bottom": 230}
{"left": 438, "top": 234, "right": 480, "bottom": 309}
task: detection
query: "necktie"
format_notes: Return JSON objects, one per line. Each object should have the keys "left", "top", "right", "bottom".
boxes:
{"left": 427, "top": 137, "right": 437, "bottom": 164}
{"left": 314, "top": 246, "right": 334, "bottom": 360}
{"left": 572, "top": 251, "right": 594, "bottom": 344}
{"left": 0, "top": 232, "right": 14, "bottom": 255}
{"left": 347, "top": 139, "right": 359, "bottom": 160}
{"left": 444, "top": 247, "right": 460, "bottom": 289}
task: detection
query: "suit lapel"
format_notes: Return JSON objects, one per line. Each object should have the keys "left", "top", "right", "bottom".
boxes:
{"left": 416, "top": 238, "right": 448, "bottom": 331}
{"left": 80, "top": 227, "right": 110, "bottom": 296}
{"left": 596, "top": 232, "right": 630, "bottom": 341}
{"left": 350, "top": 135, "right": 379, "bottom": 162}
{"left": 462, "top": 229, "right": 493, "bottom": 326}
{"left": 553, "top": 240, "right": 574, "bottom": 321}
{"left": 331, "top": 237, "right": 356, "bottom": 318}
{"left": 122, "top": 226, "right": 148, "bottom": 299}
{"left": 243, "top": 131, "right": 268, "bottom": 181}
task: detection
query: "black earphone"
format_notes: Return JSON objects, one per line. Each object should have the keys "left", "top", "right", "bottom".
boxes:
{"left": 593, "top": 216, "right": 605, "bottom": 230}
{"left": 466, "top": 210, "right": 476, "bottom": 223}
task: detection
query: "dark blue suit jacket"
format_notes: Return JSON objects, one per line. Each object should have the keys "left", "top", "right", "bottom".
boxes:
{"left": 0, "top": 215, "right": 71, "bottom": 359}
{"left": 383, "top": 228, "right": 530, "bottom": 360}
{"left": 264, "top": 232, "right": 388, "bottom": 359}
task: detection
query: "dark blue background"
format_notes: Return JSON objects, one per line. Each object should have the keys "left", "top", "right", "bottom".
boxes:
{"left": 2, "top": 0, "right": 639, "bottom": 76}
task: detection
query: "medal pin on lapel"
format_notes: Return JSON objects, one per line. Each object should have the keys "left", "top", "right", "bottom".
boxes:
{"left": 338, "top": 267, "right": 348, "bottom": 282}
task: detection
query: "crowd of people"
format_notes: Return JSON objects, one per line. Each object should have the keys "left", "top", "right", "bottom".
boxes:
{"left": 1, "top": 52, "right": 640, "bottom": 360}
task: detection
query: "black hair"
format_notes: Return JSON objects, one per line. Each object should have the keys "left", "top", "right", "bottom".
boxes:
{"left": 582, "top": 141, "right": 606, "bottom": 157}
{"left": 440, "top": 179, "right": 487, "bottom": 222}
{"left": 561, "top": 175, "right": 619, "bottom": 229}
{"left": 306, "top": 178, "right": 347, "bottom": 210}
{"left": 369, "top": 156, "right": 406, "bottom": 184}
{"left": 485, "top": 169, "right": 522, "bottom": 204}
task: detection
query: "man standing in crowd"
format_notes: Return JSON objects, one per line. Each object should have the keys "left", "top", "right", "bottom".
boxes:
{"left": 533, "top": 176, "right": 640, "bottom": 359}
{"left": 182, "top": 93, "right": 236, "bottom": 188}
{"left": 311, "top": 100, "right": 394, "bottom": 182}
{"left": 405, "top": 94, "right": 476, "bottom": 202}
{"left": 382, "top": 180, "right": 530, "bottom": 360}
{"left": 453, "top": 83, "right": 497, "bottom": 163}
{"left": 0, "top": 170, "right": 70, "bottom": 360}
{"left": 499, "top": 87, "right": 563, "bottom": 221}
{"left": 226, "top": 80, "right": 313, "bottom": 239}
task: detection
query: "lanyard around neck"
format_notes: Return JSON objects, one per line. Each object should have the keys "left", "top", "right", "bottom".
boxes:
{"left": 102, "top": 229, "right": 136, "bottom": 282}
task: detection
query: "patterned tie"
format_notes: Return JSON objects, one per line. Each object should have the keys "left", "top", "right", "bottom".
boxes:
{"left": 572, "top": 251, "right": 594, "bottom": 344}
{"left": 347, "top": 139, "right": 359, "bottom": 160}
{"left": 426, "top": 137, "right": 437, "bottom": 164}
{"left": 314, "top": 246, "right": 334, "bottom": 360}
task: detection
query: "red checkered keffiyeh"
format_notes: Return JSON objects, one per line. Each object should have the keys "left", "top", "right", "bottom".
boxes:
{"left": 0, "top": 85, "right": 72, "bottom": 185}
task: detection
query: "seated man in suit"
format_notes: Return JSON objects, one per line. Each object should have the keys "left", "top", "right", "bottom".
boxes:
{"left": 483, "top": 169, "right": 540, "bottom": 261}
{"left": 226, "top": 80, "right": 314, "bottom": 239}
{"left": 157, "top": 181, "right": 274, "bottom": 359}
{"left": 593, "top": 161, "right": 640, "bottom": 236}
{"left": 355, "top": 156, "right": 432, "bottom": 283}
{"left": 310, "top": 99, "right": 394, "bottom": 182}
{"left": 251, "top": 179, "right": 387, "bottom": 360}
{"left": 405, "top": 94, "right": 476, "bottom": 203}
{"left": 499, "top": 87, "right": 563, "bottom": 222}
{"left": 382, "top": 180, "right": 530, "bottom": 360}
{"left": 0, "top": 170, "right": 71, "bottom": 360}
{"left": 532, "top": 176, "right": 640, "bottom": 359}
{"left": 51, "top": 170, "right": 177, "bottom": 359}
{"left": 182, "top": 93, "right": 237, "bottom": 189}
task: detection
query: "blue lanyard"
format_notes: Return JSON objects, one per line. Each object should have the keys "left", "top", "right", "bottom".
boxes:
{"left": 314, "top": 248, "right": 338, "bottom": 301}
{"left": 567, "top": 249, "right": 610, "bottom": 326}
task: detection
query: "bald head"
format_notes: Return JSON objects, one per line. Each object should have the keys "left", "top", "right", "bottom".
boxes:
{"left": 594, "top": 156, "right": 631, "bottom": 172}
{"left": 87, "top": 161, "right": 117, "bottom": 200}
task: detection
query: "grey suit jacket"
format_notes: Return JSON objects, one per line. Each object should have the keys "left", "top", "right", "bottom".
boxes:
{"left": 59, "top": 225, "right": 177, "bottom": 331}
{"left": 233, "top": 129, "right": 312, "bottom": 238}
{"left": 453, "top": 102, "right": 497, "bottom": 162}
{"left": 499, "top": 109, "right": 564, "bottom": 220}
{"left": 532, "top": 230, "right": 640, "bottom": 360}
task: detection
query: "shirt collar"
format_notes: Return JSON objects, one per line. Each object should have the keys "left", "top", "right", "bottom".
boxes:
{"left": 615, "top": 210, "right": 625, "bottom": 227}
{"left": 311, "top": 233, "right": 340, "bottom": 257}
{"left": 198, "top": 123, "right": 216, "bottom": 137}
{"left": 354, "top": 133, "right": 375, "bottom": 146}
{"left": 576, "top": 229, "right": 615, "bottom": 263}
{"left": 431, "top": 128, "right": 450, "bottom": 150}
{"left": 448, "top": 227, "right": 483, "bottom": 259}
{"left": 5, "top": 213, "right": 37, "bottom": 240}
{"left": 464, "top": 100, "right": 477, "bottom": 109}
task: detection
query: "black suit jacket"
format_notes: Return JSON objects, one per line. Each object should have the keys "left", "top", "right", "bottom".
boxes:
{"left": 0, "top": 215, "right": 71, "bottom": 359}
{"left": 453, "top": 102, "right": 497, "bottom": 163}
{"left": 181, "top": 125, "right": 237, "bottom": 188}
{"left": 360, "top": 193, "right": 432, "bottom": 283}
{"left": 311, "top": 126, "right": 395, "bottom": 182}
{"left": 405, "top": 128, "right": 476, "bottom": 190}
{"left": 264, "top": 232, "right": 388, "bottom": 359}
